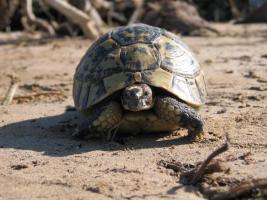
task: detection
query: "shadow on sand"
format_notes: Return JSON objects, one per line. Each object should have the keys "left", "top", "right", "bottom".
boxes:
{"left": 0, "top": 109, "right": 191, "bottom": 157}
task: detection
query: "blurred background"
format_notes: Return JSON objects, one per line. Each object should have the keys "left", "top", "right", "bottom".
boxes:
{"left": 0, "top": 0, "right": 267, "bottom": 40}
{"left": 0, "top": 2, "right": 267, "bottom": 199}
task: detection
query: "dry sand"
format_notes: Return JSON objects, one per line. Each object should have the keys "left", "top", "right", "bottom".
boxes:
{"left": 0, "top": 24, "right": 266, "bottom": 199}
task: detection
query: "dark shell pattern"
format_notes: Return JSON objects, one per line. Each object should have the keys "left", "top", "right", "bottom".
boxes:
{"left": 73, "top": 23, "right": 207, "bottom": 111}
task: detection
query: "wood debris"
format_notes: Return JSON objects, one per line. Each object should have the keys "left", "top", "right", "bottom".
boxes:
{"left": 181, "top": 134, "right": 230, "bottom": 185}
{"left": 44, "top": 0, "right": 101, "bottom": 39}
{"left": 211, "top": 178, "right": 267, "bottom": 200}
{"left": 23, "top": 0, "right": 55, "bottom": 35}
{"left": 1, "top": 75, "right": 20, "bottom": 105}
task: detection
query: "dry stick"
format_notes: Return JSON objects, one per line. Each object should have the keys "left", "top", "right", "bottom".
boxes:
{"left": 190, "top": 135, "right": 230, "bottom": 184}
{"left": 128, "top": 7, "right": 143, "bottom": 25}
{"left": 211, "top": 178, "right": 267, "bottom": 200}
{"left": 1, "top": 75, "right": 19, "bottom": 105}
{"left": 13, "top": 91, "right": 65, "bottom": 100}
{"left": 90, "top": 0, "right": 113, "bottom": 25}
{"left": 128, "top": 0, "right": 144, "bottom": 25}
{"left": 68, "top": 0, "right": 104, "bottom": 27}
{"left": 91, "top": 0, "right": 111, "bottom": 10}
{"left": 106, "top": 2, "right": 113, "bottom": 26}
{"left": 8, "top": 0, "right": 19, "bottom": 16}
{"left": 228, "top": 0, "right": 242, "bottom": 19}
{"left": 44, "top": 0, "right": 100, "bottom": 39}
{"left": 84, "top": 0, "right": 104, "bottom": 27}
{"left": 25, "top": 0, "right": 55, "bottom": 35}
{"left": 111, "top": 11, "right": 127, "bottom": 24}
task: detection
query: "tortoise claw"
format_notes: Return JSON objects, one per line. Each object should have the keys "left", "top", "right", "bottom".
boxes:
{"left": 187, "top": 130, "right": 205, "bottom": 141}
{"left": 104, "top": 121, "right": 122, "bottom": 142}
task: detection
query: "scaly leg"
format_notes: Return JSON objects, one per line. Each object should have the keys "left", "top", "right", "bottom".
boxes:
{"left": 155, "top": 96, "right": 204, "bottom": 140}
{"left": 72, "top": 101, "right": 123, "bottom": 141}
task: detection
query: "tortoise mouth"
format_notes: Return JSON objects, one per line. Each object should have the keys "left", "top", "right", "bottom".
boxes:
{"left": 121, "top": 84, "right": 154, "bottom": 112}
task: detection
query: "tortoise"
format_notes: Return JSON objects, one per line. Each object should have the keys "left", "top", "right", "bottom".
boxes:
{"left": 73, "top": 23, "right": 207, "bottom": 141}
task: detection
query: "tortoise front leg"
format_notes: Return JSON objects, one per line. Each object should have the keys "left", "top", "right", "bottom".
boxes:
{"left": 72, "top": 101, "right": 123, "bottom": 141}
{"left": 155, "top": 96, "right": 204, "bottom": 140}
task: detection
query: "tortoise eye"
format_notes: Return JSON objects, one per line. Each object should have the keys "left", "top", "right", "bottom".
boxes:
{"left": 126, "top": 91, "right": 133, "bottom": 97}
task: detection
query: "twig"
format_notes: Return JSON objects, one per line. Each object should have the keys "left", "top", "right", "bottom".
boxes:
{"left": 68, "top": 0, "right": 104, "bottom": 27}
{"left": 83, "top": 0, "right": 104, "bottom": 27}
{"left": 44, "top": 0, "right": 101, "bottom": 39}
{"left": 1, "top": 75, "right": 20, "bottom": 105}
{"left": 128, "top": 7, "right": 143, "bottom": 25}
{"left": 13, "top": 91, "right": 65, "bottom": 100}
{"left": 91, "top": 0, "right": 111, "bottom": 10}
{"left": 24, "top": 0, "right": 55, "bottom": 35}
{"left": 211, "top": 178, "right": 267, "bottom": 200}
{"left": 158, "top": 160, "right": 183, "bottom": 172}
{"left": 228, "top": 0, "right": 242, "bottom": 19}
{"left": 37, "top": 1, "right": 57, "bottom": 24}
{"left": 128, "top": 0, "right": 144, "bottom": 25}
{"left": 111, "top": 11, "right": 127, "bottom": 24}
{"left": 91, "top": 0, "right": 113, "bottom": 25}
{"left": 189, "top": 134, "right": 230, "bottom": 184}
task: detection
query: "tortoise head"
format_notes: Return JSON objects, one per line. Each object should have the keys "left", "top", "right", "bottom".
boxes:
{"left": 122, "top": 84, "right": 154, "bottom": 112}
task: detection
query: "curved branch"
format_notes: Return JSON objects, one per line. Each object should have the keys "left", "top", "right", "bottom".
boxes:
{"left": 25, "top": 0, "right": 55, "bottom": 35}
{"left": 44, "top": 0, "right": 100, "bottom": 39}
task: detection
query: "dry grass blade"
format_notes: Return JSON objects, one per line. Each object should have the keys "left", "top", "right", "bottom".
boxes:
{"left": 1, "top": 75, "right": 20, "bottom": 105}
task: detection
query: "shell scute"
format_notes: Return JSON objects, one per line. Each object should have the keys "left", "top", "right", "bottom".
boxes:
{"left": 120, "top": 44, "right": 160, "bottom": 72}
{"left": 111, "top": 23, "right": 161, "bottom": 46}
{"left": 75, "top": 37, "right": 120, "bottom": 82}
{"left": 157, "top": 35, "right": 199, "bottom": 77}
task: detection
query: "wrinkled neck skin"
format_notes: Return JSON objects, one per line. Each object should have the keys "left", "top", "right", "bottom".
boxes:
{"left": 122, "top": 84, "right": 154, "bottom": 112}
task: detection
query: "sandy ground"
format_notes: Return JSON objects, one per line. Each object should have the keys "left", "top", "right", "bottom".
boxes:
{"left": 0, "top": 24, "right": 266, "bottom": 200}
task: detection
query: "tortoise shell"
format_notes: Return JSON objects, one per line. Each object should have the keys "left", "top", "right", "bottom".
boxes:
{"left": 73, "top": 23, "right": 207, "bottom": 111}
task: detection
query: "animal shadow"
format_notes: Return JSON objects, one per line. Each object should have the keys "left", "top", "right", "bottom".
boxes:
{"left": 0, "top": 108, "right": 191, "bottom": 157}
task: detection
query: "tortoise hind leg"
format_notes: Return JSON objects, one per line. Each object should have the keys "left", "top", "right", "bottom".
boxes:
{"left": 155, "top": 96, "right": 204, "bottom": 140}
{"left": 72, "top": 101, "right": 123, "bottom": 141}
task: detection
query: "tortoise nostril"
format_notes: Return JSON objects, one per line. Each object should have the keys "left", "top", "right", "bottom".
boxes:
{"left": 130, "top": 91, "right": 135, "bottom": 97}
